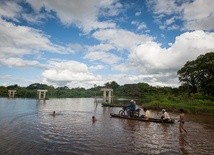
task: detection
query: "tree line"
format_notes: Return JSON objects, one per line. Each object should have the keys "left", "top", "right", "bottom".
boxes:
{"left": 0, "top": 52, "right": 213, "bottom": 100}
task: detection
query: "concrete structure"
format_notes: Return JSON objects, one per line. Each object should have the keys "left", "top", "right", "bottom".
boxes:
{"left": 8, "top": 90, "right": 16, "bottom": 98}
{"left": 100, "top": 88, "right": 113, "bottom": 103}
{"left": 37, "top": 89, "right": 48, "bottom": 100}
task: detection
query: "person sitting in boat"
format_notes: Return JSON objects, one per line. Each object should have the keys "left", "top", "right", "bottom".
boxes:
{"left": 143, "top": 108, "right": 150, "bottom": 120}
{"left": 161, "top": 109, "right": 170, "bottom": 121}
{"left": 127, "top": 100, "right": 136, "bottom": 116}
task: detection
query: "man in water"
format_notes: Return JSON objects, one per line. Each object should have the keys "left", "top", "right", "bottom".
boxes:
{"left": 179, "top": 109, "right": 187, "bottom": 134}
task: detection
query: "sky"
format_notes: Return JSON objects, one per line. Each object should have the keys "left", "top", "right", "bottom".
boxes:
{"left": 0, "top": 0, "right": 214, "bottom": 89}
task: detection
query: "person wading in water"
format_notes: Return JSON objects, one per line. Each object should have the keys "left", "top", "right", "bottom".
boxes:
{"left": 179, "top": 109, "right": 187, "bottom": 134}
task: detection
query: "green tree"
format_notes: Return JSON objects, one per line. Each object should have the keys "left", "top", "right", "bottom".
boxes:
{"left": 177, "top": 52, "right": 214, "bottom": 96}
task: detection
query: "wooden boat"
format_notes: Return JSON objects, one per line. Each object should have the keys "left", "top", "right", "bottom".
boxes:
{"left": 102, "top": 103, "right": 125, "bottom": 107}
{"left": 110, "top": 113, "right": 175, "bottom": 124}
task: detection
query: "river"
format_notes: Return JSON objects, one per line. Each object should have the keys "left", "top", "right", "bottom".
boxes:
{"left": 0, "top": 98, "right": 213, "bottom": 155}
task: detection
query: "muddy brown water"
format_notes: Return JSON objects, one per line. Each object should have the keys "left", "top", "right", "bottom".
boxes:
{"left": 0, "top": 98, "right": 213, "bottom": 155}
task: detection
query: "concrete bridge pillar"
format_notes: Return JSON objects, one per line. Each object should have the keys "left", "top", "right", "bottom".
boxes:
{"left": 100, "top": 88, "right": 113, "bottom": 103}
{"left": 37, "top": 89, "right": 48, "bottom": 100}
{"left": 8, "top": 90, "right": 16, "bottom": 98}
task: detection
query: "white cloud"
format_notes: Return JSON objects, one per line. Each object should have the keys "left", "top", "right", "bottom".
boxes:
{"left": 137, "top": 22, "right": 147, "bottom": 31}
{"left": 148, "top": 0, "right": 180, "bottom": 15}
{"left": 84, "top": 51, "right": 121, "bottom": 64}
{"left": 135, "top": 11, "right": 141, "bottom": 16}
{"left": 26, "top": 0, "right": 120, "bottom": 32}
{"left": 0, "top": 19, "right": 72, "bottom": 67}
{"left": 84, "top": 43, "right": 121, "bottom": 64}
{"left": 0, "top": 57, "right": 39, "bottom": 67}
{"left": 101, "top": 73, "right": 178, "bottom": 87}
{"left": 0, "top": 1, "right": 21, "bottom": 20}
{"left": 42, "top": 60, "right": 102, "bottom": 88}
{"left": 67, "top": 43, "right": 84, "bottom": 53}
{"left": 21, "top": 12, "right": 50, "bottom": 24}
{"left": 108, "top": 31, "right": 213, "bottom": 86}
{"left": 87, "top": 43, "right": 115, "bottom": 52}
{"left": 131, "top": 21, "right": 148, "bottom": 31}
{"left": 85, "top": 28, "right": 153, "bottom": 65}
{"left": 112, "top": 63, "right": 130, "bottom": 72}
{"left": 0, "top": 74, "right": 37, "bottom": 87}
{"left": 92, "top": 28, "right": 153, "bottom": 49}
{"left": 89, "top": 65, "right": 105, "bottom": 71}
{"left": 129, "top": 30, "right": 214, "bottom": 74}
{"left": 183, "top": 0, "right": 214, "bottom": 21}
{"left": 183, "top": 0, "right": 214, "bottom": 30}
{"left": 148, "top": 0, "right": 214, "bottom": 31}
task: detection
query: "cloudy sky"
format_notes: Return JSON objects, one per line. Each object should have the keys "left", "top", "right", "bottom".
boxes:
{"left": 0, "top": 0, "right": 214, "bottom": 88}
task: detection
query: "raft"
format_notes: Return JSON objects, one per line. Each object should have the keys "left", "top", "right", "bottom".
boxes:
{"left": 110, "top": 113, "right": 175, "bottom": 124}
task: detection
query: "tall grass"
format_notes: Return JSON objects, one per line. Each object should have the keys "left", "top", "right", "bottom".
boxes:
{"left": 140, "top": 94, "right": 214, "bottom": 115}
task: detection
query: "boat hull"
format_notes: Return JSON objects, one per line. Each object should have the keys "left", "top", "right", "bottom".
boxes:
{"left": 110, "top": 113, "right": 175, "bottom": 124}
{"left": 102, "top": 103, "right": 124, "bottom": 107}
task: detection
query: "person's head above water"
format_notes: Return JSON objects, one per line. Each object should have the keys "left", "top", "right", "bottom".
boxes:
{"left": 92, "top": 116, "right": 97, "bottom": 122}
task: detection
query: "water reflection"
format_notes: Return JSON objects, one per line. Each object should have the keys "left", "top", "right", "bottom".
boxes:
{"left": 179, "top": 134, "right": 189, "bottom": 155}
{"left": 0, "top": 98, "right": 214, "bottom": 155}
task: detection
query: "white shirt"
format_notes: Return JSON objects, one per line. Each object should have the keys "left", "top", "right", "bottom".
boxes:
{"left": 145, "top": 110, "right": 150, "bottom": 119}
{"left": 163, "top": 112, "right": 170, "bottom": 119}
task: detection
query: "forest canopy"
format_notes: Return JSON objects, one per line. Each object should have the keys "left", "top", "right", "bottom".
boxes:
{"left": 177, "top": 52, "right": 214, "bottom": 96}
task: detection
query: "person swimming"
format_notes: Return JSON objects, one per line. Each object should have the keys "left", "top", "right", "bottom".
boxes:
{"left": 49, "top": 111, "right": 56, "bottom": 117}
{"left": 92, "top": 116, "right": 97, "bottom": 123}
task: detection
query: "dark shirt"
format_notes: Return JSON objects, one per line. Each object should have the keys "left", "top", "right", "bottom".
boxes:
{"left": 127, "top": 102, "right": 136, "bottom": 111}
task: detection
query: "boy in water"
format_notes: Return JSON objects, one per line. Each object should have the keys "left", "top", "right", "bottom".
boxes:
{"left": 92, "top": 116, "right": 97, "bottom": 123}
{"left": 179, "top": 109, "right": 187, "bottom": 134}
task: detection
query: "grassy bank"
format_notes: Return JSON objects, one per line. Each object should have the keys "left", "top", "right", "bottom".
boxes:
{"left": 139, "top": 94, "right": 214, "bottom": 115}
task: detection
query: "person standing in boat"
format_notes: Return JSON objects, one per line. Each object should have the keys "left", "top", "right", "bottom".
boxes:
{"left": 179, "top": 109, "right": 187, "bottom": 134}
{"left": 143, "top": 108, "right": 150, "bottom": 120}
{"left": 161, "top": 109, "right": 170, "bottom": 121}
{"left": 127, "top": 100, "right": 136, "bottom": 116}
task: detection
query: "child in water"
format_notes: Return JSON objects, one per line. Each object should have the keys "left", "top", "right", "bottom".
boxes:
{"left": 178, "top": 109, "right": 187, "bottom": 134}
{"left": 92, "top": 116, "right": 97, "bottom": 123}
{"left": 52, "top": 111, "right": 56, "bottom": 117}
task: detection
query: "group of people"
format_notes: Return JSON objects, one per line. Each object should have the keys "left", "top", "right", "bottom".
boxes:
{"left": 53, "top": 100, "right": 187, "bottom": 134}
{"left": 126, "top": 100, "right": 187, "bottom": 133}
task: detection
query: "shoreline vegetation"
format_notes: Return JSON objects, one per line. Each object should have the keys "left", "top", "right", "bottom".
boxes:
{"left": 0, "top": 86, "right": 214, "bottom": 115}
{"left": 140, "top": 98, "right": 214, "bottom": 115}
{"left": 0, "top": 83, "right": 213, "bottom": 115}
{"left": 0, "top": 82, "right": 213, "bottom": 115}
{"left": 114, "top": 94, "right": 214, "bottom": 115}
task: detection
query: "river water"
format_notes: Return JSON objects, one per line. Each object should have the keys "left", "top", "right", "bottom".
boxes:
{"left": 0, "top": 98, "right": 213, "bottom": 155}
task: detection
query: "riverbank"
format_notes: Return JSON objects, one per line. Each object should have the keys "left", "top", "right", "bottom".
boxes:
{"left": 139, "top": 95, "right": 214, "bottom": 115}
